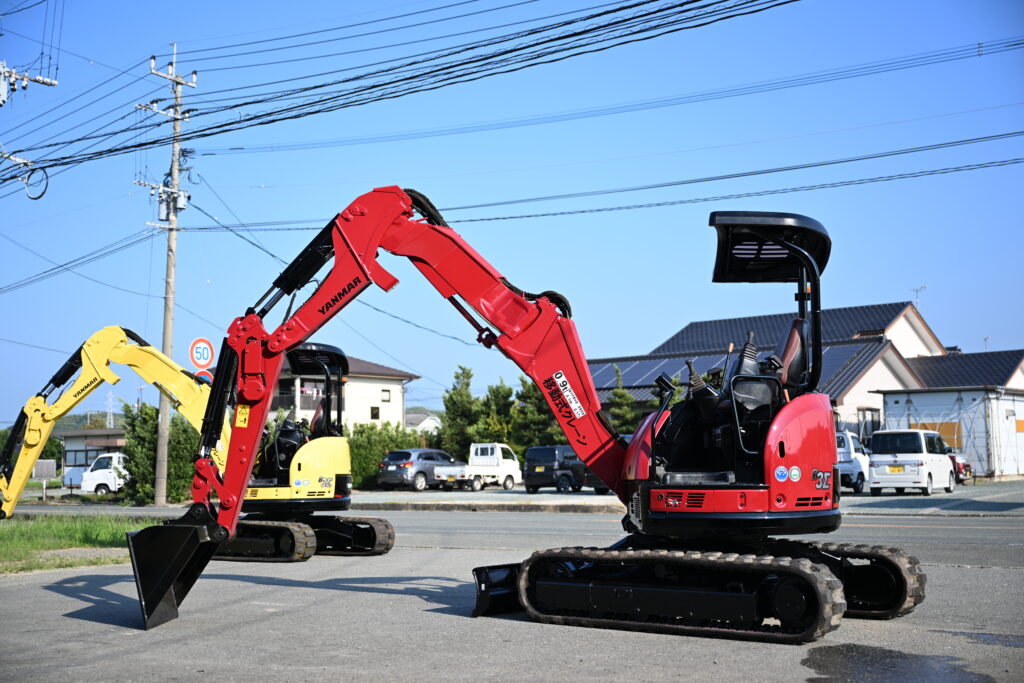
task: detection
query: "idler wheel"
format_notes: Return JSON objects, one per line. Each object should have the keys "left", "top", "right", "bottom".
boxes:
{"left": 772, "top": 577, "right": 818, "bottom": 629}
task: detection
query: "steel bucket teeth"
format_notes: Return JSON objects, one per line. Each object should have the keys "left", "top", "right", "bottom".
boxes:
{"left": 471, "top": 563, "right": 523, "bottom": 617}
{"left": 126, "top": 504, "right": 226, "bottom": 630}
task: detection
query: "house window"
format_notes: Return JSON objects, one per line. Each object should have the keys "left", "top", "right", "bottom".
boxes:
{"left": 370, "top": 406, "right": 380, "bottom": 420}
{"left": 382, "top": 389, "right": 391, "bottom": 403}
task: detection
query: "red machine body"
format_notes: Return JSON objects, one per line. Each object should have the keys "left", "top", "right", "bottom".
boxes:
{"left": 128, "top": 187, "right": 923, "bottom": 642}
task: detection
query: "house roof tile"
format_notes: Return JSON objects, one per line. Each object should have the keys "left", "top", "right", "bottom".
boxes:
{"left": 650, "top": 302, "right": 910, "bottom": 355}
{"left": 907, "top": 350, "right": 1024, "bottom": 388}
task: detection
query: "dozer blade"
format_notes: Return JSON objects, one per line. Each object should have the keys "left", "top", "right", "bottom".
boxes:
{"left": 471, "top": 563, "right": 523, "bottom": 617}
{"left": 126, "top": 503, "right": 228, "bottom": 630}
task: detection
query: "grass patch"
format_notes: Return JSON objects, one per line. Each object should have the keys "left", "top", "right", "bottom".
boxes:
{"left": 23, "top": 479, "right": 63, "bottom": 489}
{"left": 0, "top": 514, "right": 161, "bottom": 574}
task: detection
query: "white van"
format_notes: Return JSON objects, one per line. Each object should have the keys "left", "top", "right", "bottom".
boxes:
{"left": 868, "top": 430, "right": 955, "bottom": 496}
{"left": 80, "top": 452, "right": 129, "bottom": 495}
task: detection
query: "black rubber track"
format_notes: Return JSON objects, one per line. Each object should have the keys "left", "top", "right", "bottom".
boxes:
{"left": 518, "top": 547, "right": 845, "bottom": 644}
{"left": 313, "top": 516, "right": 395, "bottom": 556}
{"left": 213, "top": 520, "right": 317, "bottom": 562}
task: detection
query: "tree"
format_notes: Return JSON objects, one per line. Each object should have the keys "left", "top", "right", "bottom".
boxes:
{"left": 0, "top": 426, "right": 63, "bottom": 475}
{"left": 509, "top": 376, "right": 566, "bottom": 451}
{"left": 121, "top": 403, "right": 199, "bottom": 504}
{"left": 604, "top": 366, "right": 643, "bottom": 436}
{"left": 437, "top": 366, "right": 480, "bottom": 459}
{"left": 471, "top": 379, "right": 515, "bottom": 445}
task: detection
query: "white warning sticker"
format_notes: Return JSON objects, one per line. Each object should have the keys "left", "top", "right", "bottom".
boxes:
{"left": 550, "top": 370, "right": 587, "bottom": 419}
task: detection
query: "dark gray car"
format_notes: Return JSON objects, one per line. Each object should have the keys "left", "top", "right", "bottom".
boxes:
{"left": 377, "top": 448, "right": 460, "bottom": 491}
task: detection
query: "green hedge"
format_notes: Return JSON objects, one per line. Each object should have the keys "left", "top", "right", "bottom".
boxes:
{"left": 346, "top": 422, "right": 424, "bottom": 489}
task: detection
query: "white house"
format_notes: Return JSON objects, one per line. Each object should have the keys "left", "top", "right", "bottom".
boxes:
{"left": 588, "top": 301, "right": 1023, "bottom": 477}
{"left": 881, "top": 351, "right": 1024, "bottom": 477}
{"left": 269, "top": 343, "right": 419, "bottom": 431}
{"left": 406, "top": 412, "right": 442, "bottom": 434}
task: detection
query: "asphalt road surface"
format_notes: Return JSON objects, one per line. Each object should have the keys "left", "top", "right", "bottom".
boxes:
{"left": 1, "top": 508, "right": 1022, "bottom": 682}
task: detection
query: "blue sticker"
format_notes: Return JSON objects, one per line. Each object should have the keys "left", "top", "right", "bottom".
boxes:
{"left": 294, "top": 479, "right": 302, "bottom": 487}
{"left": 775, "top": 466, "right": 789, "bottom": 482}
{"left": 789, "top": 466, "right": 802, "bottom": 483}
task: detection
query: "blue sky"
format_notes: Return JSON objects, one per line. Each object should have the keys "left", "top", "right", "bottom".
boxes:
{"left": 1, "top": 0, "right": 1022, "bottom": 424}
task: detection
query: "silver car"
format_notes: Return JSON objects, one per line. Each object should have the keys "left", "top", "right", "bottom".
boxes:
{"left": 376, "top": 448, "right": 460, "bottom": 491}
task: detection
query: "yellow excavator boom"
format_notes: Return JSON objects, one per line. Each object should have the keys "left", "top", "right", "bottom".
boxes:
{"left": 0, "top": 326, "right": 228, "bottom": 519}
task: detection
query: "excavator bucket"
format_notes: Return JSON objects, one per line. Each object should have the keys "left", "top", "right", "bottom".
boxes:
{"left": 471, "top": 563, "right": 524, "bottom": 617}
{"left": 126, "top": 504, "right": 226, "bottom": 629}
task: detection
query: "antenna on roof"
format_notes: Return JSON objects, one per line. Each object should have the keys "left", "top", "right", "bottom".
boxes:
{"left": 911, "top": 285, "right": 927, "bottom": 306}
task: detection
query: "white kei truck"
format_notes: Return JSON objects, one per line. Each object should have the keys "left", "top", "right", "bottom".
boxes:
{"left": 432, "top": 443, "right": 522, "bottom": 491}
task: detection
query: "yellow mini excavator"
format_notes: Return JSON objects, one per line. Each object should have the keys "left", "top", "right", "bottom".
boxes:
{"left": 0, "top": 326, "right": 392, "bottom": 561}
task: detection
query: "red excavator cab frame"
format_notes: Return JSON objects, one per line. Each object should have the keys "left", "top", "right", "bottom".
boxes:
{"left": 620, "top": 210, "right": 838, "bottom": 541}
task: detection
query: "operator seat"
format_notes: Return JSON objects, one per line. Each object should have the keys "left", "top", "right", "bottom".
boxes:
{"left": 772, "top": 318, "right": 807, "bottom": 390}
{"left": 310, "top": 398, "right": 329, "bottom": 438}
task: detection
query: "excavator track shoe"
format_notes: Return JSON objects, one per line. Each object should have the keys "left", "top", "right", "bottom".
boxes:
{"left": 471, "top": 563, "right": 523, "bottom": 617}
{"left": 127, "top": 504, "right": 226, "bottom": 629}
{"left": 308, "top": 515, "right": 395, "bottom": 555}
{"left": 814, "top": 542, "right": 926, "bottom": 619}
{"left": 213, "top": 520, "right": 317, "bottom": 562}
{"left": 517, "top": 547, "right": 845, "bottom": 643}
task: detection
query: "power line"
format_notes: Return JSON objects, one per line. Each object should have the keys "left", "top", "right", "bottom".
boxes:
{"left": 0, "top": 336, "right": 70, "bottom": 354}
{"left": 442, "top": 129, "right": 1024, "bottom": 210}
{"left": 171, "top": 157, "right": 1023, "bottom": 231}
{"left": 196, "top": 35, "right": 1024, "bottom": 155}
{"left": 183, "top": 0, "right": 544, "bottom": 66}
{"left": 1, "top": 0, "right": 793, "bottom": 179}
{"left": 161, "top": 0, "right": 485, "bottom": 57}
{"left": 176, "top": 129, "right": 1024, "bottom": 230}
{"left": 452, "top": 157, "right": 1024, "bottom": 222}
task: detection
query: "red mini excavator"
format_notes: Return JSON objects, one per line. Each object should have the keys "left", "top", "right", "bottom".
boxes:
{"left": 127, "top": 187, "right": 924, "bottom": 642}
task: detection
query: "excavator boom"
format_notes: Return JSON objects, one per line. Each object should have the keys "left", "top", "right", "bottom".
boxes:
{"left": 0, "top": 326, "right": 227, "bottom": 519}
{"left": 129, "top": 186, "right": 627, "bottom": 627}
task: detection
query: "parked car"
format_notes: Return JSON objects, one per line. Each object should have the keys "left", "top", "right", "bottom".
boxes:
{"left": 523, "top": 445, "right": 610, "bottom": 494}
{"left": 433, "top": 442, "right": 522, "bottom": 491}
{"left": 524, "top": 446, "right": 583, "bottom": 493}
{"left": 950, "top": 454, "right": 973, "bottom": 483}
{"left": 79, "top": 452, "right": 128, "bottom": 495}
{"left": 376, "top": 448, "right": 460, "bottom": 491}
{"left": 868, "top": 429, "right": 956, "bottom": 496}
{"left": 835, "top": 430, "right": 870, "bottom": 493}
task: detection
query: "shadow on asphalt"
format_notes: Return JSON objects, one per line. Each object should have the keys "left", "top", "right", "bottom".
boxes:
{"left": 43, "top": 573, "right": 141, "bottom": 629}
{"left": 202, "top": 572, "right": 479, "bottom": 618}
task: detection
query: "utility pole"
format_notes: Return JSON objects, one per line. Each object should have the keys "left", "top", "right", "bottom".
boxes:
{"left": 137, "top": 44, "right": 196, "bottom": 505}
{"left": 1, "top": 61, "right": 59, "bottom": 199}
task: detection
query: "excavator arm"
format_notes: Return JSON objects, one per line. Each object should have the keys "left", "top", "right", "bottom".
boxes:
{"left": 0, "top": 326, "right": 228, "bottom": 518}
{"left": 191, "top": 186, "right": 627, "bottom": 536}
{"left": 130, "top": 186, "right": 627, "bottom": 628}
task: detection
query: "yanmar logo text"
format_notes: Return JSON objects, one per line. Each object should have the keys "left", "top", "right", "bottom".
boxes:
{"left": 72, "top": 376, "right": 100, "bottom": 399}
{"left": 317, "top": 277, "right": 362, "bottom": 315}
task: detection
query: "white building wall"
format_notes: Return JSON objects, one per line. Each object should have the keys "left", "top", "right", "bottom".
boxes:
{"left": 1006, "top": 364, "right": 1024, "bottom": 390}
{"left": 341, "top": 377, "right": 406, "bottom": 431}
{"left": 990, "top": 392, "right": 1024, "bottom": 476}
{"left": 882, "top": 390, "right": 1024, "bottom": 478}
{"left": 886, "top": 312, "right": 943, "bottom": 358}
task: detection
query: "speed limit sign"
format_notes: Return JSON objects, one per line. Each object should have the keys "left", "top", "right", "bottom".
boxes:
{"left": 189, "top": 337, "right": 215, "bottom": 370}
